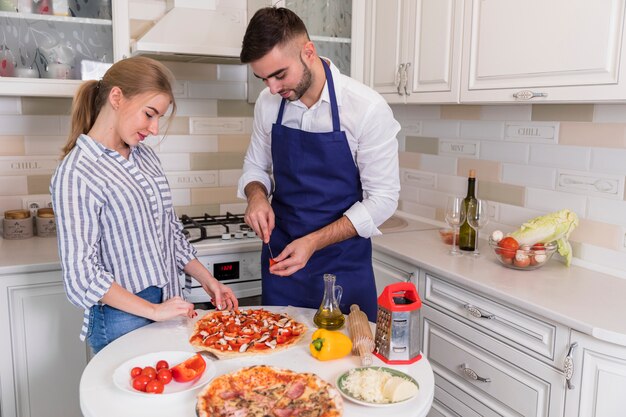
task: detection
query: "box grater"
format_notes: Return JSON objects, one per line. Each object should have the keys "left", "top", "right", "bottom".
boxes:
{"left": 374, "top": 282, "right": 422, "bottom": 364}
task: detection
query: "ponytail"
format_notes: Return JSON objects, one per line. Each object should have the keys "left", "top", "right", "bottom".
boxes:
{"left": 62, "top": 80, "right": 105, "bottom": 158}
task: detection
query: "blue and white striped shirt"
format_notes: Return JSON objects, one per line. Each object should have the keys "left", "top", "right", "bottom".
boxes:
{"left": 50, "top": 134, "right": 197, "bottom": 341}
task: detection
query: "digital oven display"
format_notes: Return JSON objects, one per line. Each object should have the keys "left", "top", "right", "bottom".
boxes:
{"left": 213, "top": 261, "right": 240, "bottom": 281}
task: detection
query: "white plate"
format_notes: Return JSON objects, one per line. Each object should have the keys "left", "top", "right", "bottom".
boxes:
{"left": 335, "top": 366, "right": 419, "bottom": 407}
{"left": 112, "top": 351, "right": 215, "bottom": 396}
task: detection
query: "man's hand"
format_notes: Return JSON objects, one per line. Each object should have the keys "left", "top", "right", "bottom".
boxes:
{"left": 243, "top": 182, "right": 275, "bottom": 242}
{"left": 269, "top": 235, "right": 316, "bottom": 276}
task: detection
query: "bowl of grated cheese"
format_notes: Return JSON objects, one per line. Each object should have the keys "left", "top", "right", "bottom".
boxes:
{"left": 336, "top": 367, "right": 419, "bottom": 407}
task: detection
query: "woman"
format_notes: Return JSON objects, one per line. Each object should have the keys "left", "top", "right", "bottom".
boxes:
{"left": 51, "top": 56, "right": 238, "bottom": 354}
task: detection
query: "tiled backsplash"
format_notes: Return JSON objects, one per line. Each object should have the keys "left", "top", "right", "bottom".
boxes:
{"left": 392, "top": 103, "right": 626, "bottom": 277}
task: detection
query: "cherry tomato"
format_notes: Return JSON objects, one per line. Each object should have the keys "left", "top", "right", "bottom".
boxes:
{"left": 130, "top": 367, "right": 142, "bottom": 378}
{"left": 531, "top": 242, "right": 545, "bottom": 250}
{"left": 156, "top": 368, "right": 173, "bottom": 385}
{"left": 496, "top": 237, "right": 519, "bottom": 259}
{"left": 156, "top": 360, "right": 169, "bottom": 371}
{"left": 171, "top": 354, "right": 207, "bottom": 383}
{"left": 269, "top": 258, "right": 278, "bottom": 267}
{"left": 145, "top": 379, "right": 165, "bottom": 394}
{"left": 141, "top": 366, "right": 157, "bottom": 381}
{"left": 132, "top": 375, "right": 151, "bottom": 392}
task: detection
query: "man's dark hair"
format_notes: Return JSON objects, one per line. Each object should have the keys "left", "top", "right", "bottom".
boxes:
{"left": 240, "top": 7, "right": 309, "bottom": 63}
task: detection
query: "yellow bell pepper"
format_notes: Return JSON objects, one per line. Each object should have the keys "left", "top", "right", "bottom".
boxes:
{"left": 309, "top": 329, "right": 353, "bottom": 361}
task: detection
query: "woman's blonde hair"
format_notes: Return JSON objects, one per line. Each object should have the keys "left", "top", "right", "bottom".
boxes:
{"left": 62, "top": 56, "right": 177, "bottom": 158}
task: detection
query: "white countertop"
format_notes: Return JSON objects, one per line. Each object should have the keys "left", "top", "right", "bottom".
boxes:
{"left": 80, "top": 307, "right": 434, "bottom": 417}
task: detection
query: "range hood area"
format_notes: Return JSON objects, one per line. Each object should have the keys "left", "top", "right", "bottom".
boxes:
{"left": 130, "top": 0, "right": 246, "bottom": 64}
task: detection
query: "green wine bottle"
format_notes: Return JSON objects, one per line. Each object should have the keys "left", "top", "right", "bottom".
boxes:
{"left": 459, "top": 169, "right": 477, "bottom": 251}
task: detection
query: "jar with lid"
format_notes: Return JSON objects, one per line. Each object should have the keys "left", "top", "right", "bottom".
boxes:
{"left": 36, "top": 207, "right": 56, "bottom": 237}
{"left": 3, "top": 209, "right": 34, "bottom": 240}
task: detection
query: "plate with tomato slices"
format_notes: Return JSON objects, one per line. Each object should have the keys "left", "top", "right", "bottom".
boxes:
{"left": 112, "top": 351, "right": 216, "bottom": 396}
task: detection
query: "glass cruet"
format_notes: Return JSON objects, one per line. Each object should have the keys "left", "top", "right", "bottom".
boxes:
{"left": 313, "top": 274, "right": 345, "bottom": 330}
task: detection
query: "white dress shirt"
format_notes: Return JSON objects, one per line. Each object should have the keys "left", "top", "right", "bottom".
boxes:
{"left": 237, "top": 59, "right": 400, "bottom": 238}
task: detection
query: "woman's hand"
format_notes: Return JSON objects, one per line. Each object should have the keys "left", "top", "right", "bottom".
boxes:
{"left": 202, "top": 280, "right": 239, "bottom": 311}
{"left": 150, "top": 296, "right": 196, "bottom": 321}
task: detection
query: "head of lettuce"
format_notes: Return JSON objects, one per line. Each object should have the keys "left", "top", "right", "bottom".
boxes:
{"left": 509, "top": 209, "right": 579, "bottom": 266}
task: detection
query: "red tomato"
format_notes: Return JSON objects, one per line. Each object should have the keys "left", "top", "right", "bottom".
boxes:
{"left": 145, "top": 379, "right": 164, "bottom": 394}
{"left": 496, "top": 237, "right": 519, "bottom": 259}
{"left": 531, "top": 242, "right": 545, "bottom": 250}
{"left": 132, "top": 375, "right": 151, "bottom": 392}
{"left": 156, "top": 360, "right": 169, "bottom": 371}
{"left": 171, "top": 354, "right": 207, "bottom": 383}
{"left": 276, "top": 334, "right": 289, "bottom": 344}
{"left": 141, "top": 366, "right": 157, "bottom": 381}
{"left": 157, "top": 368, "right": 173, "bottom": 385}
{"left": 269, "top": 258, "right": 278, "bottom": 267}
{"left": 130, "top": 367, "right": 142, "bottom": 378}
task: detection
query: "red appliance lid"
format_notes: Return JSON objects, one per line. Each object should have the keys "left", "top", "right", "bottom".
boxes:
{"left": 377, "top": 282, "right": 422, "bottom": 312}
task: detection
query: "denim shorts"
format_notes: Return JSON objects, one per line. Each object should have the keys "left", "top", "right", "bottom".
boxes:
{"left": 86, "top": 286, "right": 163, "bottom": 354}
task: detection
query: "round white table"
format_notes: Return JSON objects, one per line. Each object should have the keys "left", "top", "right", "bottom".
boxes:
{"left": 80, "top": 306, "right": 434, "bottom": 417}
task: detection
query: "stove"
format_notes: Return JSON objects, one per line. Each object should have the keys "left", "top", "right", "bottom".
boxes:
{"left": 178, "top": 213, "right": 263, "bottom": 303}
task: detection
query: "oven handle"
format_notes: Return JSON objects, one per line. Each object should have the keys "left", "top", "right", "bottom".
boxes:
{"left": 373, "top": 257, "right": 415, "bottom": 281}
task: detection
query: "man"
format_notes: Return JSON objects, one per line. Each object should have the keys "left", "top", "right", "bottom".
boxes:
{"left": 237, "top": 7, "right": 400, "bottom": 320}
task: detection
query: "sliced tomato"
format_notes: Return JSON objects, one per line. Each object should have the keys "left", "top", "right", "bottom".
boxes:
{"left": 276, "top": 334, "right": 290, "bottom": 344}
{"left": 253, "top": 341, "right": 271, "bottom": 350}
{"left": 171, "top": 353, "right": 206, "bottom": 383}
{"left": 269, "top": 258, "right": 278, "bottom": 267}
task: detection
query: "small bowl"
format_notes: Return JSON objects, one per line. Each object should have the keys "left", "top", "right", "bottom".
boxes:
{"left": 488, "top": 237, "right": 558, "bottom": 270}
{"left": 439, "top": 228, "right": 459, "bottom": 245}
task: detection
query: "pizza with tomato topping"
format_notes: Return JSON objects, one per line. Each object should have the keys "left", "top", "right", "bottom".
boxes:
{"left": 189, "top": 309, "right": 307, "bottom": 357}
{"left": 196, "top": 365, "right": 343, "bottom": 417}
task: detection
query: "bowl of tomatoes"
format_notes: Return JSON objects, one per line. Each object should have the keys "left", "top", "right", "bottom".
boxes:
{"left": 488, "top": 233, "right": 557, "bottom": 270}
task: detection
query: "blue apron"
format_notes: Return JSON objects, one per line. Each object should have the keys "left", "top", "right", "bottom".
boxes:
{"left": 261, "top": 59, "right": 378, "bottom": 321}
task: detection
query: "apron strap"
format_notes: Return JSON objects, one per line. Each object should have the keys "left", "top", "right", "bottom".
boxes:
{"left": 276, "top": 97, "right": 287, "bottom": 125}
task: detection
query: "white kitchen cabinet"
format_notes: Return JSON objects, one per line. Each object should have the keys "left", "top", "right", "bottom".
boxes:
{"left": 360, "top": 0, "right": 463, "bottom": 104}
{"left": 564, "top": 330, "right": 626, "bottom": 417}
{"left": 372, "top": 249, "right": 419, "bottom": 296}
{"left": 0, "top": 270, "right": 88, "bottom": 417}
{"left": 0, "top": 0, "right": 129, "bottom": 97}
{"left": 460, "top": 0, "right": 626, "bottom": 103}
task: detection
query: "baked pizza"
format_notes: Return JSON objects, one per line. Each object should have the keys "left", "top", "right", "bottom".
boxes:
{"left": 189, "top": 309, "right": 307, "bottom": 357}
{"left": 196, "top": 365, "right": 343, "bottom": 417}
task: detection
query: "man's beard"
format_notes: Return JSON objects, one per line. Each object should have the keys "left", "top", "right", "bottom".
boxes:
{"left": 286, "top": 56, "right": 312, "bottom": 101}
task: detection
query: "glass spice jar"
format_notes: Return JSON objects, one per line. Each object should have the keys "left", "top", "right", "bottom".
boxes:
{"left": 36, "top": 207, "right": 56, "bottom": 237}
{"left": 3, "top": 209, "right": 34, "bottom": 240}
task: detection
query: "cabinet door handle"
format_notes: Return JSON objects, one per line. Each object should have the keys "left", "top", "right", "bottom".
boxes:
{"left": 563, "top": 342, "right": 578, "bottom": 390}
{"left": 396, "top": 64, "right": 405, "bottom": 95}
{"left": 464, "top": 303, "right": 495, "bottom": 320}
{"left": 460, "top": 364, "right": 491, "bottom": 383}
{"left": 403, "top": 62, "right": 411, "bottom": 96}
{"left": 512, "top": 90, "right": 548, "bottom": 100}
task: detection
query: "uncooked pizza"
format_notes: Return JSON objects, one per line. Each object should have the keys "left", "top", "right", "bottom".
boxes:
{"left": 196, "top": 365, "right": 343, "bottom": 417}
{"left": 189, "top": 309, "right": 307, "bottom": 357}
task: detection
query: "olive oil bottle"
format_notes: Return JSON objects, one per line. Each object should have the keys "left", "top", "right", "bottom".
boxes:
{"left": 459, "top": 169, "right": 477, "bottom": 251}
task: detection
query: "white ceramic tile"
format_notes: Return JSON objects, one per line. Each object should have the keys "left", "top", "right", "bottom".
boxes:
{"left": 590, "top": 148, "right": 626, "bottom": 175}
{"left": 0, "top": 177, "right": 28, "bottom": 196}
{"left": 502, "top": 163, "right": 557, "bottom": 189}
{"left": 172, "top": 80, "right": 187, "bottom": 98}
{"left": 622, "top": 226, "right": 626, "bottom": 251}
{"left": 396, "top": 104, "right": 441, "bottom": 120}
{"left": 0, "top": 116, "right": 62, "bottom": 135}
{"left": 0, "top": 97, "right": 21, "bottom": 115}
{"left": 59, "top": 116, "right": 71, "bottom": 136}
{"left": 593, "top": 104, "right": 626, "bottom": 123}
{"left": 481, "top": 105, "right": 532, "bottom": 121}
{"left": 575, "top": 243, "right": 626, "bottom": 278}
{"left": 159, "top": 153, "right": 191, "bottom": 171}
{"left": 400, "top": 168, "right": 436, "bottom": 189}
{"left": 398, "top": 201, "right": 437, "bottom": 219}
{"left": 0, "top": 156, "right": 59, "bottom": 175}
{"left": 588, "top": 197, "right": 626, "bottom": 226}
{"left": 435, "top": 174, "right": 466, "bottom": 196}
{"left": 170, "top": 188, "right": 191, "bottom": 206}
{"left": 396, "top": 135, "right": 407, "bottom": 151}
{"left": 187, "top": 81, "right": 246, "bottom": 100}
{"left": 217, "top": 65, "right": 248, "bottom": 82}
{"left": 459, "top": 121, "right": 504, "bottom": 140}
{"left": 529, "top": 144, "right": 590, "bottom": 170}
{"left": 167, "top": 171, "right": 218, "bottom": 189}
{"left": 0, "top": 196, "right": 24, "bottom": 213}
{"left": 525, "top": 187, "right": 587, "bottom": 217}
{"left": 556, "top": 169, "right": 624, "bottom": 200}
{"left": 504, "top": 121, "right": 560, "bottom": 144}
{"left": 220, "top": 202, "right": 248, "bottom": 215}
{"left": 419, "top": 154, "right": 457, "bottom": 175}
{"left": 497, "top": 203, "right": 546, "bottom": 226}
{"left": 421, "top": 120, "right": 460, "bottom": 138}
{"left": 156, "top": 135, "right": 218, "bottom": 153}
{"left": 399, "top": 184, "right": 419, "bottom": 203}
{"left": 399, "top": 121, "right": 422, "bottom": 136}
{"left": 418, "top": 189, "right": 450, "bottom": 208}
{"left": 439, "top": 139, "right": 480, "bottom": 159}
{"left": 219, "top": 169, "right": 243, "bottom": 187}
{"left": 174, "top": 99, "right": 218, "bottom": 117}
{"left": 189, "top": 117, "right": 252, "bottom": 135}
{"left": 24, "top": 136, "right": 66, "bottom": 156}
{"left": 479, "top": 141, "right": 529, "bottom": 164}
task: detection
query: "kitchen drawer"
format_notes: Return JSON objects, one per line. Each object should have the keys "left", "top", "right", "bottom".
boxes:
{"left": 422, "top": 305, "right": 566, "bottom": 417}
{"left": 428, "top": 374, "right": 502, "bottom": 417}
{"left": 420, "top": 272, "right": 568, "bottom": 364}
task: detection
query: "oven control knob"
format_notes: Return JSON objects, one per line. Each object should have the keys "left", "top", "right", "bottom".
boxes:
{"left": 246, "top": 231, "right": 257, "bottom": 238}
{"left": 234, "top": 232, "right": 244, "bottom": 239}
{"left": 221, "top": 233, "right": 231, "bottom": 240}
